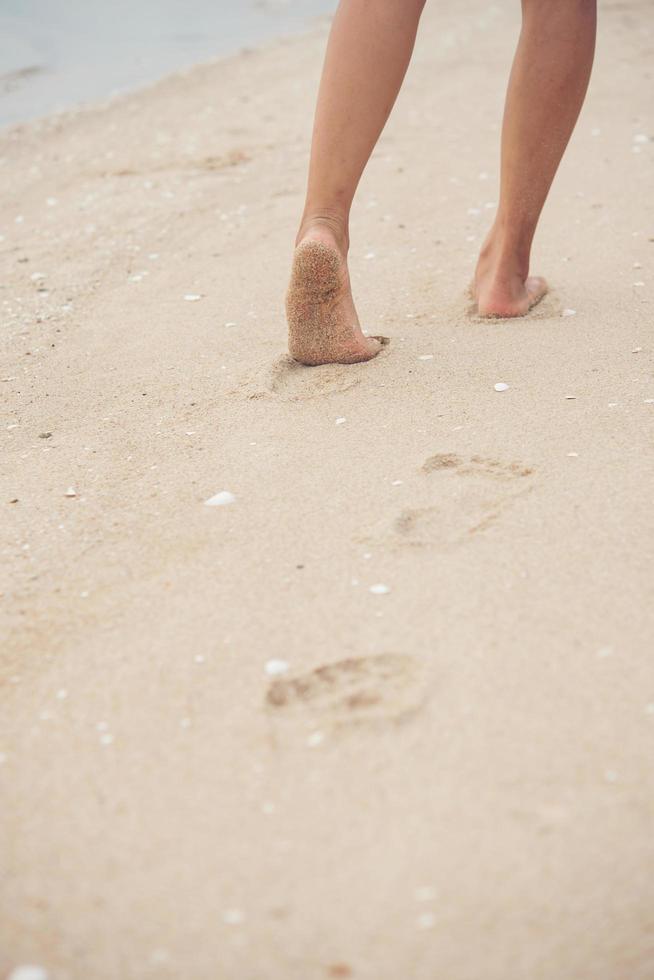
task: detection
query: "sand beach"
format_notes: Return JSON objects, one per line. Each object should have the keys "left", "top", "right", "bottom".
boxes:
{"left": 1, "top": 1, "right": 653, "bottom": 977}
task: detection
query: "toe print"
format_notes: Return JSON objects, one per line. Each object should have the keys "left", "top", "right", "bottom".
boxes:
{"left": 266, "top": 654, "right": 429, "bottom": 728}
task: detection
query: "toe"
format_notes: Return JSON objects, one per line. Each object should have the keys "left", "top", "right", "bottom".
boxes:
{"left": 346, "top": 336, "right": 382, "bottom": 363}
{"left": 365, "top": 336, "right": 383, "bottom": 357}
{"left": 525, "top": 276, "right": 548, "bottom": 309}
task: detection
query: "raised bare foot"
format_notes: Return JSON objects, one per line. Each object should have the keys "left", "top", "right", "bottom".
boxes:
{"left": 286, "top": 227, "right": 382, "bottom": 366}
{"left": 473, "top": 238, "right": 548, "bottom": 318}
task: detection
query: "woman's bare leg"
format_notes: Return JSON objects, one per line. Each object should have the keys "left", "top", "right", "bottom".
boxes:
{"left": 474, "top": 0, "right": 597, "bottom": 317}
{"left": 287, "top": 0, "right": 426, "bottom": 365}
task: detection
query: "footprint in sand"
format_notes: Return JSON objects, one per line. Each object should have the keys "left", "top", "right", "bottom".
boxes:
{"left": 265, "top": 653, "right": 428, "bottom": 728}
{"left": 373, "top": 453, "right": 535, "bottom": 550}
{"left": 233, "top": 346, "right": 389, "bottom": 402}
{"left": 422, "top": 453, "right": 533, "bottom": 480}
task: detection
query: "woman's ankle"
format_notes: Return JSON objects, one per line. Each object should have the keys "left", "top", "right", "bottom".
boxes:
{"left": 476, "top": 224, "right": 532, "bottom": 283}
{"left": 296, "top": 210, "right": 350, "bottom": 255}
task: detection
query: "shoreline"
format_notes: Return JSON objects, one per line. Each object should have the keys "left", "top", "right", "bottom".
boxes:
{"left": 0, "top": 0, "right": 331, "bottom": 131}
{"left": 0, "top": 14, "right": 330, "bottom": 141}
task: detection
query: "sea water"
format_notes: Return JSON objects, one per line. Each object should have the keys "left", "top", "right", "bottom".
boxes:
{"left": 0, "top": 0, "right": 337, "bottom": 128}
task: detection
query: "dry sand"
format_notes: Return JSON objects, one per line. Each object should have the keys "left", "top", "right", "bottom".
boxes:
{"left": 1, "top": 1, "right": 653, "bottom": 978}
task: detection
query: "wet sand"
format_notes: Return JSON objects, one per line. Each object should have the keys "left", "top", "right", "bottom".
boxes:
{"left": 1, "top": 1, "right": 653, "bottom": 978}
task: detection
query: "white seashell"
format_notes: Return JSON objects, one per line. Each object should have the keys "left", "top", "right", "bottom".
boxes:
{"left": 204, "top": 491, "right": 235, "bottom": 506}
{"left": 494, "top": 382, "right": 509, "bottom": 392}
{"left": 335, "top": 417, "right": 346, "bottom": 425}
{"left": 184, "top": 293, "right": 202, "bottom": 301}
{"left": 64, "top": 487, "right": 77, "bottom": 497}
{"left": 7, "top": 967, "right": 50, "bottom": 980}
{"left": 369, "top": 583, "right": 390, "bottom": 595}
{"left": 265, "top": 659, "right": 289, "bottom": 677}
{"left": 418, "top": 354, "right": 434, "bottom": 361}
{"left": 562, "top": 308, "right": 576, "bottom": 317}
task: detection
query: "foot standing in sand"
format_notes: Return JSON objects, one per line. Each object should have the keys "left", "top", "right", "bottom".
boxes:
{"left": 286, "top": 0, "right": 597, "bottom": 365}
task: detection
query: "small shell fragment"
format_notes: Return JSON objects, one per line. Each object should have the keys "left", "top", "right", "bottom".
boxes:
{"left": 7, "top": 968, "right": 50, "bottom": 980}
{"left": 265, "top": 659, "right": 289, "bottom": 677}
{"left": 494, "top": 382, "right": 509, "bottom": 392}
{"left": 64, "top": 487, "right": 77, "bottom": 497}
{"left": 562, "top": 309, "right": 576, "bottom": 317}
{"left": 184, "top": 293, "right": 202, "bottom": 302}
{"left": 369, "top": 583, "right": 390, "bottom": 595}
{"left": 204, "top": 491, "right": 236, "bottom": 506}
